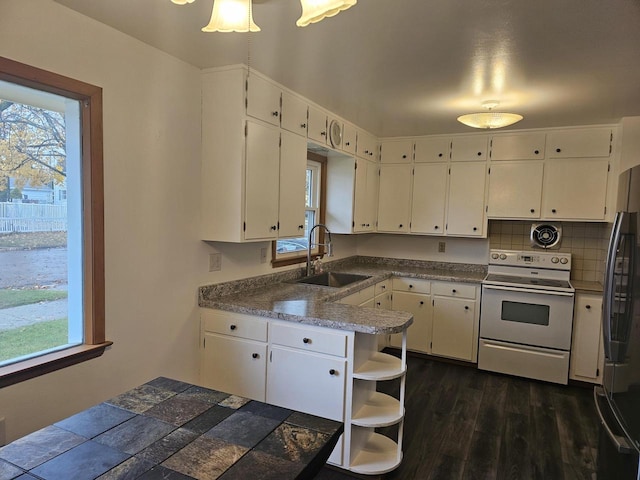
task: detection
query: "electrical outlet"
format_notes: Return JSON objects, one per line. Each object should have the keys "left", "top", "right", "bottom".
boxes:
{"left": 260, "top": 247, "right": 267, "bottom": 264}
{"left": 209, "top": 253, "right": 221, "bottom": 272}
{"left": 438, "top": 241, "right": 446, "bottom": 253}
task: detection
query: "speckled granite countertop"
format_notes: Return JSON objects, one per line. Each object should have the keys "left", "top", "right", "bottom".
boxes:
{"left": 0, "top": 377, "right": 342, "bottom": 480}
{"left": 199, "top": 256, "right": 487, "bottom": 335}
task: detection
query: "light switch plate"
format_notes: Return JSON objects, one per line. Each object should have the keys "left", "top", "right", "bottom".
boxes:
{"left": 438, "top": 242, "right": 446, "bottom": 253}
{"left": 209, "top": 253, "right": 221, "bottom": 272}
{"left": 260, "top": 247, "right": 267, "bottom": 264}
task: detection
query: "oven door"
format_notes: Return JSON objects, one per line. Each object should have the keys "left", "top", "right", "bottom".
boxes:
{"left": 480, "top": 284, "right": 575, "bottom": 350}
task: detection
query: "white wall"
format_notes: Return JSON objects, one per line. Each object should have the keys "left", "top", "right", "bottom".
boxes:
{"left": 0, "top": 0, "right": 207, "bottom": 443}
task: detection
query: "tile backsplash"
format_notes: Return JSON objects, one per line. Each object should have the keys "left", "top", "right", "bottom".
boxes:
{"left": 488, "top": 220, "right": 612, "bottom": 283}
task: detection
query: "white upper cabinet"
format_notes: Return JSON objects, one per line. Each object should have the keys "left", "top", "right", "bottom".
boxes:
{"left": 490, "top": 133, "right": 546, "bottom": 160}
{"left": 357, "top": 130, "right": 378, "bottom": 160}
{"left": 446, "top": 162, "right": 487, "bottom": 236}
{"left": 487, "top": 162, "right": 544, "bottom": 219}
{"left": 246, "top": 74, "right": 281, "bottom": 126}
{"left": 353, "top": 158, "right": 379, "bottom": 232}
{"left": 377, "top": 164, "right": 412, "bottom": 233}
{"left": 342, "top": 124, "right": 357, "bottom": 155}
{"left": 278, "top": 131, "right": 308, "bottom": 238}
{"left": 380, "top": 140, "right": 413, "bottom": 163}
{"left": 308, "top": 105, "right": 328, "bottom": 144}
{"left": 542, "top": 158, "right": 610, "bottom": 220}
{"left": 281, "top": 91, "right": 308, "bottom": 137}
{"left": 547, "top": 127, "right": 612, "bottom": 158}
{"left": 450, "top": 135, "right": 489, "bottom": 161}
{"left": 414, "top": 137, "right": 451, "bottom": 163}
{"left": 411, "top": 163, "right": 448, "bottom": 234}
{"left": 244, "top": 121, "right": 281, "bottom": 240}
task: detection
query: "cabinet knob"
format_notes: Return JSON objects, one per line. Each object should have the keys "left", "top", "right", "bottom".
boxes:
{"left": 300, "top": 123, "right": 307, "bottom": 129}
{"left": 534, "top": 150, "right": 540, "bottom": 155}
{"left": 399, "top": 224, "right": 403, "bottom": 228}
{"left": 369, "top": 152, "right": 373, "bottom": 156}
{"left": 361, "top": 223, "right": 367, "bottom": 227}
{"left": 434, "top": 225, "right": 439, "bottom": 230}
{"left": 345, "top": 141, "right": 350, "bottom": 145}
{"left": 230, "top": 325, "right": 237, "bottom": 330}
{"left": 321, "top": 131, "right": 327, "bottom": 136}
{"left": 530, "top": 209, "right": 535, "bottom": 213}
{"left": 252, "top": 353, "right": 259, "bottom": 359}
{"left": 409, "top": 284, "right": 413, "bottom": 289}
{"left": 438, "top": 153, "right": 443, "bottom": 157}
{"left": 556, "top": 148, "right": 561, "bottom": 153}
{"left": 419, "top": 301, "right": 424, "bottom": 305}
{"left": 402, "top": 154, "right": 407, "bottom": 159}
{"left": 376, "top": 302, "right": 381, "bottom": 306}
{"left": 381, "top": 285, "right": 386, "bottom": 289}
{"left": 298, "top": 224, "right": 304, "bottom": 229}
{"left": 272, "top": 111, "right": 279, "bottom": 117}
{"left": 329, "top": 369, "right": 337, "bottom": 375}
{"left": 366, "top": 223, "right": 370, "bottom": 227}
{"left": 477, "top": 151, "right": 482, "bottom": 156}
{"left": 270, "top": 225, "right": 277, "bottom": 230}
{"left": 303, "top": 337, "right": 310, "bottom": 344}
{"left": 464, "top": 306, "right": 469, "bottom": 310}
{"left": 473, "top": 227, "right": 478, "bottom": 231}
{"left": 551, "top": 209, "right": 557, "bottom": 214}
{"left": 586, "top": 305, "right": 592, "bottom": 310}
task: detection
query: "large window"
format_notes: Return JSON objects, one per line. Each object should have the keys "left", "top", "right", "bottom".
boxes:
{"left": 272, "top": 152, "right": 327, "bottom": 267}
{"left": 0, "top": 57, "right": 108, "bottom": 388}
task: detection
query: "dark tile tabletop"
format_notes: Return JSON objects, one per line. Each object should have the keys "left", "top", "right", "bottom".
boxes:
{"left": 0, "top": 378, "right": 343, "bottom": 480}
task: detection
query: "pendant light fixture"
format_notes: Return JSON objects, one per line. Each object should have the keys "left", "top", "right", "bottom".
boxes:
{"left": 171, "top": 0, "right": 195, "bottom": 4}
{"left": 297, "top": 0, "right": 357, "bottom": 27}
{"left": 201, "top": 0, "right": 261, "bottom": 32}
{"left": 457, "top": 100, "right": 523, "bottom": 129}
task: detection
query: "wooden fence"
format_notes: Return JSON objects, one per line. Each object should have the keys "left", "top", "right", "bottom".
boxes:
{"left": 0, "top": 202, "right": 67, "bottom": 233}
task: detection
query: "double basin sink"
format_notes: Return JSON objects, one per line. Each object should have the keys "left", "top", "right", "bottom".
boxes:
{"left": 294, "top": 272, "right": 371, "bottom": 288}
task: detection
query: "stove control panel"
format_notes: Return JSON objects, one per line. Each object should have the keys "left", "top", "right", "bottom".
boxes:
{"left": 489, "top": 249, "right": 571, "bottom": 271}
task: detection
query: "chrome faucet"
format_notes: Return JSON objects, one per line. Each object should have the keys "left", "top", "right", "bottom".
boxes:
{"left": 307, "top": 224, "right": 333, "bottom": 276}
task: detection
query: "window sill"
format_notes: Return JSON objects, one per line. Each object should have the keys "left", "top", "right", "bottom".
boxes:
{"left": 0, "top": 342, "right": 112, "bottom": 389}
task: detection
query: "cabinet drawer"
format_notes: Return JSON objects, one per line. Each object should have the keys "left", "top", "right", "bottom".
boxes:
{"left": 432, "top": 282, "right": 477, "bottom": 299}
{"left": 393, "top": 277, "right": 431, "bottom": 294}
{"left": 270, "top": 323, "right": 348, "bottom": 357}
{"left": 201, "top": 310, "right": 268, "bottom": 342}
{"left": 375, "top": 279, "right": 392, "bottom": 296}
{"left": 337, "top": 285, "right": 375, "bottom": 306}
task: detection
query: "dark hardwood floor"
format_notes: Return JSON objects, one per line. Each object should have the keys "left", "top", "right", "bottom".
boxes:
{"left": 316, "top": 352, "right": 599, "bottom": 480}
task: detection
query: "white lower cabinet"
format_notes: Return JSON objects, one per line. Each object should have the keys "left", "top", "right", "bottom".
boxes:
{"left": 570, "top": 293, "right": 604, "bottom": 383}
{"left": 200, "top": 308, "right": 408, "bottom": 475}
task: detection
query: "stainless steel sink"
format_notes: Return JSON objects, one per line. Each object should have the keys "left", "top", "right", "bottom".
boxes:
{"left": 294, "top": 272, "right": 371, "bottom": 288}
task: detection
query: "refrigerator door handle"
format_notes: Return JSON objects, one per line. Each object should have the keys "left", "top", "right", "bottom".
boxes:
{"left": 603, "top": 211, "right": 624, "bottom": 358}
{"left": 594, "top": 387, "right": 636, "bottom": 454}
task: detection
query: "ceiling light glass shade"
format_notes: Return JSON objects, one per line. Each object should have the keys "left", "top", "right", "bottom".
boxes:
{"left": 202, "top": 0, "right": 261, "bottom": 32}
{"left": 457, "top": 112, "right": 523, "bottom": 129}
{"left": 297, "top": 0, "right": 357, "bottom": 27}
{"left": 171, "top": 0, "right": 195, "bottom": 4}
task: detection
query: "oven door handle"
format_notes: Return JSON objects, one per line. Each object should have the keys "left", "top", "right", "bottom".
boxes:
{"left": 482, "top": 284, "right": 575, "bottom": 297}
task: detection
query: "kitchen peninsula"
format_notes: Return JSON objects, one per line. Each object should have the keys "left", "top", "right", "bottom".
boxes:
{"left": 198, "top": 255, "right": 485, "bottom": 474}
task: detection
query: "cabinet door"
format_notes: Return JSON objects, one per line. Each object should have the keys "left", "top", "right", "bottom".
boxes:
{"left": 432, "top": 297, "right": 475, "bottom": 361}
{"left": 281, "top": 91, "right": 308, "bottom": 137}
{"left": 490, "top": 133, "right": 546, "bottom": 160}
{"left": 201, "top": 333, "right": 267, "bottom": 401}
{"left": 446, "top": 162, "right": 487, "bottom": 236}
{"left": 246, "top": 75, "right": 281, "bottom": 126}
{"left": 307, "top": 105, "right": 327, "bottom": 144}
{"left": 342, "top": 124, "right": 357, "bottom": 155}
{"left": 570, "top": 294, "right": 604, "bottom": 382}
{"left": 542, "top": 159, "right": 609, "bottom": 220}
{"left": 487, "top": 162, "right": 543, "bottom": 219}
{"left": 353, "top": 159, "right": 378, "bottom": 232}
{"left": 390, "top": 291, "right": 432, "bottom": 353}
{"left": 377, "top": 165, "right": 412, "bottom": 233}
{"left": 374, "top": 292, "right": 393, "bottom": 310}
{"left": 547, "top": 128, "right": 612, "bottom": 158}
{"left": 451, "top": 135, "right": 488, "bottom": 161}
{"left": 411, "top": 163, "right": 448, "bottom": 234}
{"left": 278, "top": 131, "right": 307, "bottom": 238}
{"left": 244, "top": 121, "right": 280, "bottom": 240}
{"left": 357, "top": 130, "right": 377, "bottom": 160}
{"left": 414, "top": 137, "right": 450, "bottom": 163}
{"left": 380, "top": 140, "right": 413, "bottom": 163}
{"left": 267, "top": 346, "right": 346, "bottom": 421}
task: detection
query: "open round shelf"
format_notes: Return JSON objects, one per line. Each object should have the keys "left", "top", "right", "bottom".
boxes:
{"left": 349, "top": 433, "right": 403, "bottom": 475}
{"left": 351, "top": 392, "right": 404, "bottom": 427}
{"left": 353, "top": 352, "right": 406, "bottom": 381}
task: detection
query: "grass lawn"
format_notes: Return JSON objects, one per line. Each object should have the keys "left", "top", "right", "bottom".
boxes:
{"left": 0, "top": 318, "right": 68, "bottom": 363}
{"left": 0, "top": 231, "right": 67, "bottom": 250}
{"left": 0, "top": 289, "right": 68, "bottom": 310}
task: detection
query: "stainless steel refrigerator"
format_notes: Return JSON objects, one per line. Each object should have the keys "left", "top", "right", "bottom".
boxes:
{"left": 596, "top": 164, "right": 640, "bottom": 479}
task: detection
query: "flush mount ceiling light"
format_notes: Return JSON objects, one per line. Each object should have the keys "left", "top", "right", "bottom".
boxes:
{"left": 457, "top": 100, "right": 523, "bottom": 129}
{"left": 297, "top": 0, "right": 357, "bottom": 27}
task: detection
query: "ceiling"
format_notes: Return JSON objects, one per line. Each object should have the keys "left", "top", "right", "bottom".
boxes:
{"left": 53, "top": 0, "right": 640, "bottom": 137}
